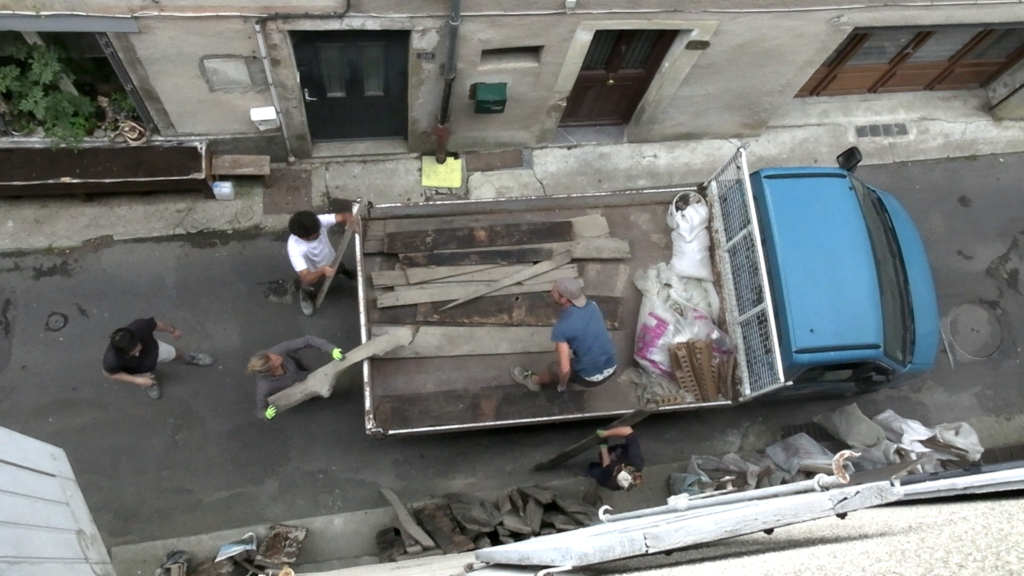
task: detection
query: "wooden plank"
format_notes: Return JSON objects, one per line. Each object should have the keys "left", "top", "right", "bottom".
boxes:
{"left": 0, "top": 428, "right": 74, "bottom": 479}
{"left": 390, "top": 267, "right": 576, "bottom": 291}
{"left": 315, "top": 203, "right": 363, "bottom": 309}
{"left": 364, "top": 221, "right": 386, "bottom": 254}
{"left": 380, "top": 488, "right": 437, "bottom": 550}
{"left": 384, "top": 221, "right": 574, "bottom": 253}
{"left": 268, "top": 326, "right": 417, "bottom": 411}
{"left": 532, "top": 409, "right": 653, "bottom": 471}
{"left": 375, "top": 279, "right": 577, "bottom": 308}
{"left": 407, "top": 264, "right": 520, "bottom": 285}
{"left": 440, "top": 250, "right": 573, "bottom": 311}
{"left": 399, "top": 238, "right": 630, "bottom": 267}
{"left": 571, "top": 214, "right": 610, "bottom": 238}
{"left": 211, "top": 154, "right": 271, "bottom": 176}
{"left": 371, "top": 325, "right": 554, "bottom": 357}
{"left": 413, "top": 294, "right": 623, "bottom": 328}
{"left": 0, "top": 462, "right": 66, "bottom": 502}
{"left": 400, "top": 245, "right": 553, "bottom": 267}
{"left": 0, "top": 492, "right": 78, "bottom": 530}
{"left": 413, "top": 502, "right": 475, "bottom": 554}
{"left": 371, "top": 269, "right": 409, "bottom": 288}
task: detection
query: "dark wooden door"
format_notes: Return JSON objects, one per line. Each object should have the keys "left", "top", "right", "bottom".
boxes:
{"left": 560, "top": 30, "right": 676, "bottom": 127}
{"left": 293, "top": 31, "right": 409, "bottom": 141}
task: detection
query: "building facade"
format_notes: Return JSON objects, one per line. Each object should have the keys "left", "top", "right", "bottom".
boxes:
{"left": 1, "top": 0, "right": 1023, "bottom": 162}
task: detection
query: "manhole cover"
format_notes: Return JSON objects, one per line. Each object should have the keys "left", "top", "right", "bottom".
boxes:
{"left": 949, "top": 303, "right": 1001, "bottom": 359}
{"left": 46, "top": 312, "right": 68, "bottom": 332}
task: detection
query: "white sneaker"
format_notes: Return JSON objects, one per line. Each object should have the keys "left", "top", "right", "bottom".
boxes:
{"left": 511, "top": 367, "right": 540, "bottom": 392}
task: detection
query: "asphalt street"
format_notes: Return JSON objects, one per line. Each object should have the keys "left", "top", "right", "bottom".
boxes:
{"left": 1, "top": 153, "right": 1023, "bottom": 548}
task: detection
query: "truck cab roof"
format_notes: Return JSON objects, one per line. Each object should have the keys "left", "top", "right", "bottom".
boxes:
{"left": 749, "top": 167, "right": 895, "bottom": 376}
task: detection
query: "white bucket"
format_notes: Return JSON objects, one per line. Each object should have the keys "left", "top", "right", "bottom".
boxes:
{"left": 211, "top": 181, "right": 235, "bottom": 201}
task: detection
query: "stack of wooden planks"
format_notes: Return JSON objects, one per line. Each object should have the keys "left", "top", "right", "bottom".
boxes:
{"left": 366, "top": 215, "right": 630, "bottom": 358}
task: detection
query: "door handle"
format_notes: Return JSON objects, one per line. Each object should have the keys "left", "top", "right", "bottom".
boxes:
{"left": 304, "top": 88, "right": 317, "bottom": 101}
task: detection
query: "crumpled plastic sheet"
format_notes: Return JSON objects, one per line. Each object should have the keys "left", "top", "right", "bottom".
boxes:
{"left": 765, "top": 432, "right": 847, "bottom": 477}
{"left": 812, "top": 404, "right": 985, "bottom": 473}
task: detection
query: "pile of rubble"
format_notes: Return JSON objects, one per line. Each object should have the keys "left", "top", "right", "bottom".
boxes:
{"left": 377, "top": 485, "right": 600, "bottom": 562}
{"left": 669, "top": 403, "right": 986, "bottom": 496}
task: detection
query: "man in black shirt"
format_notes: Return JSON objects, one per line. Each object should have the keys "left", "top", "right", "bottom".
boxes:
{"left": 102, "top": 317, "right": 214, "bottom": 399}
{"left": 587, "top": 426, "right": 644, "bottom": 491}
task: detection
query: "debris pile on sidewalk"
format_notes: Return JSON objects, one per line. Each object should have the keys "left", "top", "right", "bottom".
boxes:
{"left": 184, "top": 525, "right": 307, "bottom": 576}
{"left": 376, "top": 485, "right": 600, "bottom": 562}
{"left": 670, "top": 403, "right": 986, "bottom": 496}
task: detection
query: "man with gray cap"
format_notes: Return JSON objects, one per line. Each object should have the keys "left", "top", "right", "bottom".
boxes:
{"left": 511, "top": 277, "right": 617, "bottom": 392}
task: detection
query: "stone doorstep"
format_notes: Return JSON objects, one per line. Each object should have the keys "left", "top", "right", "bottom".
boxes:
{"left": 110, "top": 461, "right": 690, "bottom": 575}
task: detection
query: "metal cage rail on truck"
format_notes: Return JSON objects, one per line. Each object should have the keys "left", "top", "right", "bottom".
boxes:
{"left": 703, "top": 145, "right": 787, "bottom": 399}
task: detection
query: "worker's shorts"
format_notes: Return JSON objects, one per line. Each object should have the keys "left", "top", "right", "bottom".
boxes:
{"left": 547, "top": 361, "right": 617, "bottom": 389}
{"left": 156, "top": 340, "right": 177, "bottom": 363}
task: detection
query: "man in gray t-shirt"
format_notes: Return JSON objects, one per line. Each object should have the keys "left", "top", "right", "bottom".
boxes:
{"left": 511, "top": 278, "right": 617, "bottom": 392}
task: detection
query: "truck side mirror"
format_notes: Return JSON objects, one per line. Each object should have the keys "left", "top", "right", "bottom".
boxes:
{"left": 836, "top": 147, "right": 863, "bottom": 174}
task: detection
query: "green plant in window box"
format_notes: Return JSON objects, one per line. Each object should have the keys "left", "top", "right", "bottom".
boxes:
{"left": 0, "top": 42, "right": 97, "bottom": 146}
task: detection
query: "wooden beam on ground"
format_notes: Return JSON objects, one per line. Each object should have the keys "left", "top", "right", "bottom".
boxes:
{"left": 384, "top": 221, "right": 574, "bottom": 253}
{"left": 414, "top": 294, "right": 624, "bottom": 328}
{"left": 380, "top": 488, "right": 437, "bottom": 550}
{"left": 532, "top": 408, "right": 654, "bottom": 471}
{"left": 375, "top": 279, "right": 580, "bottom": 308}
{"left": 371, "top": 325, "right": 554, "bottom": 357}
{"left": 440, "top": 250, "right": 573, "bottom": 311}
{"left": 399, "top": 238, "right": 629, "bottom": 267}
{"left": 315, "top": 204, "right": 362, "bottom": 310}
{"left": 370, "top": 269, "right": 410, "bottom": 288}
{"left": 268, "top": 326, "right": 417, "bottom": 412}
{"left": 211, "top": 154, "right": 271, "bottom": 176}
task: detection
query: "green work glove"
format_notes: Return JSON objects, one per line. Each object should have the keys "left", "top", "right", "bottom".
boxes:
{"left": 599, "top": 442, "right": 609, "bottom": 450}
{"left": 332, "top": 348, "right": 345, "bottom": 361}
{"left": 265, "top": 405, "right": 277, "bottom": 420}
{"left": 595, "top": 429, "right": 606, "bottom": 439}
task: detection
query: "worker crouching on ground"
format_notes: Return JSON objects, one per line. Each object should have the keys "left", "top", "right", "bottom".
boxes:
{"left": 247, "top": 336, "right": 344, "bottom": 421}
{"left": 102, "top": 317, "right": 214, "bottom": 400}
{"left": 287, "top": 201, "right": 357, "bottom": 316}
{"left": 588, "top": 426, "right": 644, "bottom": 491}
{"left": 511, "top": 277, "right": 617, "bottom": 392}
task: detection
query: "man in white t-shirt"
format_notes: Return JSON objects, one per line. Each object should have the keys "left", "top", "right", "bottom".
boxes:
{"left": 287, "top": 201, "right": 356, "bottom": 315}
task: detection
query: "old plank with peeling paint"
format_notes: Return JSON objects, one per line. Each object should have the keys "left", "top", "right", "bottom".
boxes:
{"left": 384, "top": 221, "right": 574, "bottom": 253}
{"left": 399, "top": 238, "right": 629, "bottom": 267}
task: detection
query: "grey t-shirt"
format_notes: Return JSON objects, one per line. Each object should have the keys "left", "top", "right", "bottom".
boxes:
{"left": 255, "top": 335, "right": 336, "bottom": 419}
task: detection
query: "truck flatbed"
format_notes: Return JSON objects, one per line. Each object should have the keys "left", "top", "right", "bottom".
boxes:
{"left": 357, "top": 189, "right": 735, "bottom": 436}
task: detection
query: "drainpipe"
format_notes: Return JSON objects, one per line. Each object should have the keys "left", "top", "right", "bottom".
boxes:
{"left": 434, "top": 0, "right": 461, "bottom": 164}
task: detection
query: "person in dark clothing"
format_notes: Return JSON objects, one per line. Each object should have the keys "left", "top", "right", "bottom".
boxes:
{"left": 587, "top": 426, "right": 644, "bottom": 491}
{"left": 246, "top": 335, "right": 344, "bottom": 421}
{"left": 102, "top": 317, "right": 215, "bottom": 400}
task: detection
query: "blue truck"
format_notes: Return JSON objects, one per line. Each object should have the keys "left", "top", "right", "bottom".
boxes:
{"left": 356, "top": 146, "right": 939, "bottom": 436}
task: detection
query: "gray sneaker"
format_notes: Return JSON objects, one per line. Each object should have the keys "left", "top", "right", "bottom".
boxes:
{"left": 511, "top": 367, "right": 540, "bottom": 392}
{"left": 145, "top": 383, "right": 161, "bottom": 400}
{"left": 183, "top": 353, "right": 214, "bottom": 366}
{"left": 299, "top": 289, "right": 315, "bottom": 316}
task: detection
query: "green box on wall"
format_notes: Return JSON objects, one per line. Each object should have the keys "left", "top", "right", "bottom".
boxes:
{"left": 473, "top": 82, "right": 507, "bottom": 114}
